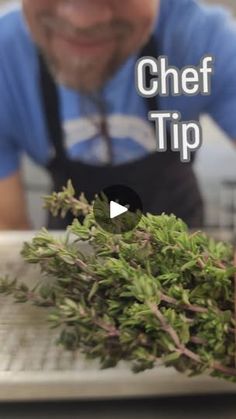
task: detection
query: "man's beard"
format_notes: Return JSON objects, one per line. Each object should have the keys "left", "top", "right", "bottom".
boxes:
{"left": 38, "top": 15, "right": 134, "bottom": 93}
{"left": 42, "top": 45, "right": 126, "bottom": 93}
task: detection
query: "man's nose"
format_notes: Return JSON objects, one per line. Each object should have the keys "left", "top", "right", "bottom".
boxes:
{"left": 57, "top": 0, "right": 114, "bottom": 28}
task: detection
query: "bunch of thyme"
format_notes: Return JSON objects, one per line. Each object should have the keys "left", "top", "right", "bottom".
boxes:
{"left": 1, "top": 181, "right": 236, "bottom": 382}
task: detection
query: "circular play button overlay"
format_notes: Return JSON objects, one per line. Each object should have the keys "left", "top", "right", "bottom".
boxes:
{"left": 93, "top": 185, "right": 143, "bottom": 234}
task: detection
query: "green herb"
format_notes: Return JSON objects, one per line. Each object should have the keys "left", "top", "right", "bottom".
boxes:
{"left": 1, "top": 180, "right": 236, "bottom": 382}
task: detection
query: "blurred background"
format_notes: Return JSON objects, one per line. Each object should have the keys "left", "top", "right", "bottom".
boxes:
{"left": 1, "top": 0, "right": 236, "bottom": 230}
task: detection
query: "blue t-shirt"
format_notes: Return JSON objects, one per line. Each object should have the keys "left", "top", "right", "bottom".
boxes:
{"left": 1, "top": 0, "right": 236, "bottom": 178}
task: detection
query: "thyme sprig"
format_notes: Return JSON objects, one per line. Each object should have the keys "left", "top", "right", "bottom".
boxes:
{"left": 1, "top": 181, "right": 236, "bottom": 382}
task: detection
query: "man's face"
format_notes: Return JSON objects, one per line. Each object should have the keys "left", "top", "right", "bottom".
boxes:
{"left": 23, "top": 0, "right": 159, "bottom": 93}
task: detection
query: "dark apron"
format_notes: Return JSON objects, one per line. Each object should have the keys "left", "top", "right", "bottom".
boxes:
{"left": 38, "top": 36, "right": 204, "bottom": 230}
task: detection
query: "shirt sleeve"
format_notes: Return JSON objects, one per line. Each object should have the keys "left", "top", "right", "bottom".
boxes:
{"left": 0, "top": 68, "right": 21, "bottom": 179}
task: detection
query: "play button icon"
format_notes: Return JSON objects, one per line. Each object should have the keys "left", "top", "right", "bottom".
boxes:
{"left": 110, "top": 201, "right": 128, "bottom": 219}
{"left": 93, "top": 185, "right": 143, "bottom": 234}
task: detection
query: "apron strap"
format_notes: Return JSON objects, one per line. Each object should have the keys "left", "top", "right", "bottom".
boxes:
{"left": 38, "top": 53, "right": 65, "bottom": 161}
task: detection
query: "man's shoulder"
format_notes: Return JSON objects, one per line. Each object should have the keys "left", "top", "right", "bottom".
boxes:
{"left": 160, "top": 0, "right": 232, "bottom": 22}
{"left": 0, "top": 2, "right": 23, "bottom": 36}
{"left": 157, "top": 0, "right": 235, "bottom": 64}
{"left": 0, "top": 1, "right": 32, "bottom": 54}
{"left": 0, "top": 2, "right": 37, "bottom": 90}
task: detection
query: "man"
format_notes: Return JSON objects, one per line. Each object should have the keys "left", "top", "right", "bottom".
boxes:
{"left": 0, "top": 0, "right": 236, "bottom": 229}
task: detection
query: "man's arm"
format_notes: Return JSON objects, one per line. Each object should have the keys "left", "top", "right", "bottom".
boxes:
{"left": 0, "top": 171, "right": 31, "bottom": 230}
